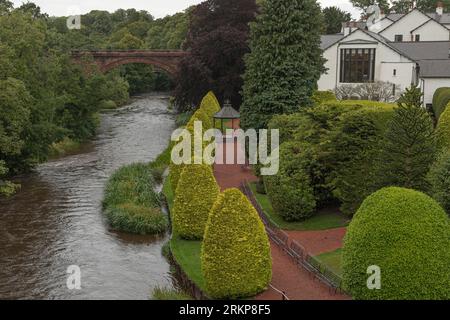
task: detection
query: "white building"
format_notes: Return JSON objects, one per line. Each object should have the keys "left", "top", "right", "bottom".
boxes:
{"left": 318, "top": 5, "right": 450, "bottom": 106}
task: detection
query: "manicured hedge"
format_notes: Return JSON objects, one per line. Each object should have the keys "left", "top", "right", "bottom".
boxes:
{"left": 172, "top": 164, "right": 219, "bottom": 239}
{"left": 427, "top": 150, "right": 450, "bottom": 214}
{"left": 436, "top": 103, "right": 450, "bottom": 150}
{"left": 201, "top": 188, "right": 272, "bottom": 299}
{"left": 432, "top": 87, "right": 450, "bottom": 120}
{"left": 342, "top": 187, "right": 450, "bottom": 300}
{"left": 193, "top": 108, "right": 213, "bottom": 130}
{"left": 264, "top": 142, "right": 316, "bottom": 221}
{"left": 311, "top": 90, "right": 336, "bottom": 106}
{"left": 105, "top": 203, "right": 168, "bottom": 235}
{"left": 199, "top": 91, "right": 221, "bottom": 117}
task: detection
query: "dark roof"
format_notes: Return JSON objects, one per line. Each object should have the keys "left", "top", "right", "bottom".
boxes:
{"left": 389, "top": 41, "right": 450, "bottom": 78}
{"left": 214, "top": 106, "right": 240, "bottom": 119}
{"left": 389, "top": 41, "right": 450, "bottom": 60}
{"left": 386, "top": 12, "right": 450, "bottom": 25}
{"left": 320, "top": 34, "right": 344, "bottom": 50}
{"left": 418, "top": 60, "right": 450, "bottom": 77}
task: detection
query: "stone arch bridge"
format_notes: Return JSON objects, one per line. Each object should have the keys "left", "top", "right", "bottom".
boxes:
{"left": 71, "top": 50, "right": 187, "bottom": 77}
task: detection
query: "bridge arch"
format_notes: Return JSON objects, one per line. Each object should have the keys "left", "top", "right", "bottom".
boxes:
{"left": 71, "top": 50, "right": 187, "bottom": 78}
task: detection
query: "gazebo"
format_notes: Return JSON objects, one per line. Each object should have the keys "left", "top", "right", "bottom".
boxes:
{"left": 213, "top": 100, "right": 240, "bottom": 134}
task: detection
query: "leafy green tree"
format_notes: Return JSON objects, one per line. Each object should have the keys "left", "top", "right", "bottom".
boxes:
{"left": 240, "top": 0, "right": 326, "bottom": 131}
{"left": 378, "top": 86, "right": 437, "bottom": 190}
{"left": 0, "top": 0, "right": 12, "bottom": 15}
{"left": 350, "top": 0, "right": 391, "bottom": 13}
{"left": 322, "top": 7, "right": 351, "bottom": 34}
{"left": 391, "top": 0, "right": 450, "bottom": 13}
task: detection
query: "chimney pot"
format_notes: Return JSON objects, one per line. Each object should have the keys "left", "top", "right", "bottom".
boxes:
{"left": 437, "top": 1, "right": 444, "bottom": 15}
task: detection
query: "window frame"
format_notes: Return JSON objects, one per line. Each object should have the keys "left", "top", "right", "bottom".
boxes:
{"left": 339, "top": 48, "right": 376, "bottom": 83}
{"left": 395, "top": 34, "right": 403, "bottom": 42}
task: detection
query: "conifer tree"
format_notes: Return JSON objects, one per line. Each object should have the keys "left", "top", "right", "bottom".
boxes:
{"left": 240, "top": 0, "right": 326, "bottom": 131}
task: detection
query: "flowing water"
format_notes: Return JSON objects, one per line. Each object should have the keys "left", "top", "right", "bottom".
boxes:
{"left": 0, "top": 95, "right": 176, "bottom": 300}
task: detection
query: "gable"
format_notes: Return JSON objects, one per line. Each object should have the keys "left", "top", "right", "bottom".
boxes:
{"left": 380, "top": 9, "right": 430, "bottom": 37}
{"left": 412, "top": 18, "right": 450, "bottom": 33}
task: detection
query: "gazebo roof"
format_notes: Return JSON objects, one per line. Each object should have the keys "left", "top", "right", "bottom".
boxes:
{"left": 213, "top": 101, "right": 240, "bottom": 119}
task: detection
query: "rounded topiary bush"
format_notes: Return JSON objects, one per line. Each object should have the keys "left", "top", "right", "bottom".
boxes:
{"left": 343, "top": 187, "right": 450, "bottom": 300}
{"left": 264, "top": 142, "right": 316, "bottom": 221}
{"left": 436, "top": 104, "right": 450, "bottom": 150}
{"left": 106, "top": 203, "right": 168, "bottom": 235}
{"left": 427, "top": 150, "right": 450, "bottom": 214}
{"left": 172, "top": 164, "right": 219, "bottom": 239}
{"left": 200, "top": 91, "right": 221, "bottom": 117}
{"left": 201, "top": 188, "right": 272, "bottom": 299}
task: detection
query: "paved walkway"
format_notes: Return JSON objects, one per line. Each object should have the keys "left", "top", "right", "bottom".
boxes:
{"left": 213, "top": 139, "right": 349, "bottom": 300}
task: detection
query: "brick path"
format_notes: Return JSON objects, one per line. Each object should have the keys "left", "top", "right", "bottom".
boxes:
{"left": 213, "top": 139, "right": 350, "bottom": 300}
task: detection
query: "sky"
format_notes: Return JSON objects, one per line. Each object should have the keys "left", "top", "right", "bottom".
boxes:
{"left": 12, "top": 0, "right": 362, "bottom": 19}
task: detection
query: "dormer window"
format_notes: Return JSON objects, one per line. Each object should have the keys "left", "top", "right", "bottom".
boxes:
{"left": 395, "top": 34, "right": 403, "bottom": 42}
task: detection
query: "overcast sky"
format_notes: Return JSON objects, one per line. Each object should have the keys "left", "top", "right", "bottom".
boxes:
{"left": 12, "top": 0, "right": 361, "bottom": 19}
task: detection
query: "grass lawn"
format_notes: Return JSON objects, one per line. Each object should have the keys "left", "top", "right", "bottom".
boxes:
{"left": 314, "top": 248, "right": 343, "bottom": 277}
{"left": 249, "top": 182, "right": 349, "bottom": 231}
{"left": 162, "top": 177, "right": 174, "bottom": 213}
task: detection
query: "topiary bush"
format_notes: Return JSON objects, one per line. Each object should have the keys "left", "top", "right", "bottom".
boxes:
{"left": 427, "top": 150, "right": 450, "bottom": 214}
{"left": 436, "top": 103, "right": 450, "bottom": 150}
{"left": 193, "top": 108, "right": 212, "bottom": 130}
{"left": 342, "top": 187, "right": 450, "bottom": 300}
{"left": 105, "top": 203, "right": 168, "bottom": 235}
{"left": 432, "top": 87, "right": 450, "bottom": 120}
{"left": 201, "top": 188, "right": 272, "bottom": 299}
{"left": 264, "top": 142, "right": 316, "bottom": 221}
{"left": 172, "top": 164, "right": 219, "bottom": 239}
{"left": 200, "top": 91, "right": 221, "bottom": 117}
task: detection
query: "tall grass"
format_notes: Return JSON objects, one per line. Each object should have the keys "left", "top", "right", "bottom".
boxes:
{"left": 103, "top": 163, "right": 168, "bottom": 235}
{"left": 152, "top": 286, "right": 192, "bottom": 300}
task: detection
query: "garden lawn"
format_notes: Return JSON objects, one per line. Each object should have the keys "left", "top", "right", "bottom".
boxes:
{"left": 314, "top": 248, "right": 343, "bottom": 277}
{"left": 250, "top": 182, "right": 348, "bottom": 231}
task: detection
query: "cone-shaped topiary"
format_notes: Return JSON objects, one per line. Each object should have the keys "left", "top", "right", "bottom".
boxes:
{"left": 200, "top": 91, "right": 221, "bottom": 117}
{"left": 172, "top": 164, "right": 219, "bottom": 239}
{"left": 193, "top": 108, "right": 213, "bottom": 130}
{"left": 201, "top": 188, "right": 272, "bottom": 299}
{"left": 343, "top": 187, "right": 450, "bottom": 300}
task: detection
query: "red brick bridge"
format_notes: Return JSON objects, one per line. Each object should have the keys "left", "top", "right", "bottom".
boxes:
{"left": 71, "top": 50, "right": 187, "bottom": 76}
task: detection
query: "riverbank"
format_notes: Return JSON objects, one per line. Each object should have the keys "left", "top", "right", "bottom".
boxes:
{"left": 0, "top": 95, "right": 176, "bottom": 299}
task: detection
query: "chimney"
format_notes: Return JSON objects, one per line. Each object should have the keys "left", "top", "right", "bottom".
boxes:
{"left": 380, "top": 9, "right": 385, "bottom": 20}
{"left": 342, "top": 21, "right": 358, "bottom": 36}
{"left": 437, "top": 1, "right": 444, "bottom": 16}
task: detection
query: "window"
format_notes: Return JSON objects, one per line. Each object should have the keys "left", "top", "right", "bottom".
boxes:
{"left": 415, "top": 34, "right": 420, "bottom": 42}
{"left": 393, "top": 69, "right": 397, "bottom": 76}
{"left": 395, "top": 34, "right": 403, "bottom": 42}
{"left": 340, "top": 48, "right": 376, "bottom": 83}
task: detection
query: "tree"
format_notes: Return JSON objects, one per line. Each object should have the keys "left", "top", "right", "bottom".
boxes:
{"left": 391, "top": 0, "right": 450, "bottom": 13}
{"left": 0, "top": 0, "right": 12, "bottom": 15}
{"left": 240, "top": 0, "right": 326, "bottom": 131}
{"left": 350, "top": 0, "right": 391, "bottom": 13}
{"left": 174, "top": 0, "right": 258, "bottom": 111}
{"left": 201, "top": 188, "right": 272, "bottom": 299}
{"left": 322, "top": 7, "right": 351, "bottom": 34}
{"left": 378, "top": 86, "right": 437, "bottom": 190}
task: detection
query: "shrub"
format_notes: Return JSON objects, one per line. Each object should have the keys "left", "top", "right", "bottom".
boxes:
{"left": 103, "top": 163, "right": 160, "bottom": 209}
{"left": 264, "top": 142, "right": 316, "bottom": 221}
{"left": 175, "top": 111, "right": 194, "bottom": 127}
{"left": 436, "top": 103, "right": 450, "bottom": 150}
{"left": 99, "top": 99, "right": 117, "bottom": 110}
{"left": 169, "top": 162, "right": 185, "bottom": 195}
{"left": 335, "top": 81, "right": 399, "bottom": 102}
{"left": 105, "top": 203, "right": 168, "bottom": 235}
{"left": 193, "top": 108, "right": 212, "bottom": 130}
{"left": 199, "top": 91, "right": 221, "bottom": 117}
{"left": 172, "top": 164, "right": 219, "bottom": 239}
{"left": 427, "top": 150, "right": 450, "bottom": 214}
{"left": 432, "top": 87, "right": 450, "bottom": 120}
{"left": 201, "top": 188, "right": 272, "bottom": 299}
{"left": 342, "top": 187, "right": 450, "bottom": 300}
{"left": 312, "top": 90, "right": 336, "bottom": 105}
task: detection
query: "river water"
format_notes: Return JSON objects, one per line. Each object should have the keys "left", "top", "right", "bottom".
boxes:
{"left": 0, "top": 95, "right": 176, "bottom": 300}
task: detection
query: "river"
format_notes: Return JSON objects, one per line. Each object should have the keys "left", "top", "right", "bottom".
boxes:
{"left": 0, "top": 95, "right": 176, "bottom": 300}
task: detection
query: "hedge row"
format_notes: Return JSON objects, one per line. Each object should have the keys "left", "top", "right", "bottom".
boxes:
{"left": 343, "top": 187, "right": 450, "bottom": 300}
{"left": 169, "top": 91, "right": 272, "bottom": 298}
{"left": 432, "top": 87, "right": 450, "bottom": 120}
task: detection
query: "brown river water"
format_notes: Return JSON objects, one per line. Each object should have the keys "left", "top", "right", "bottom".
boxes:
{"left": 0, "top": 95, "right": 176, "bottom": 299}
